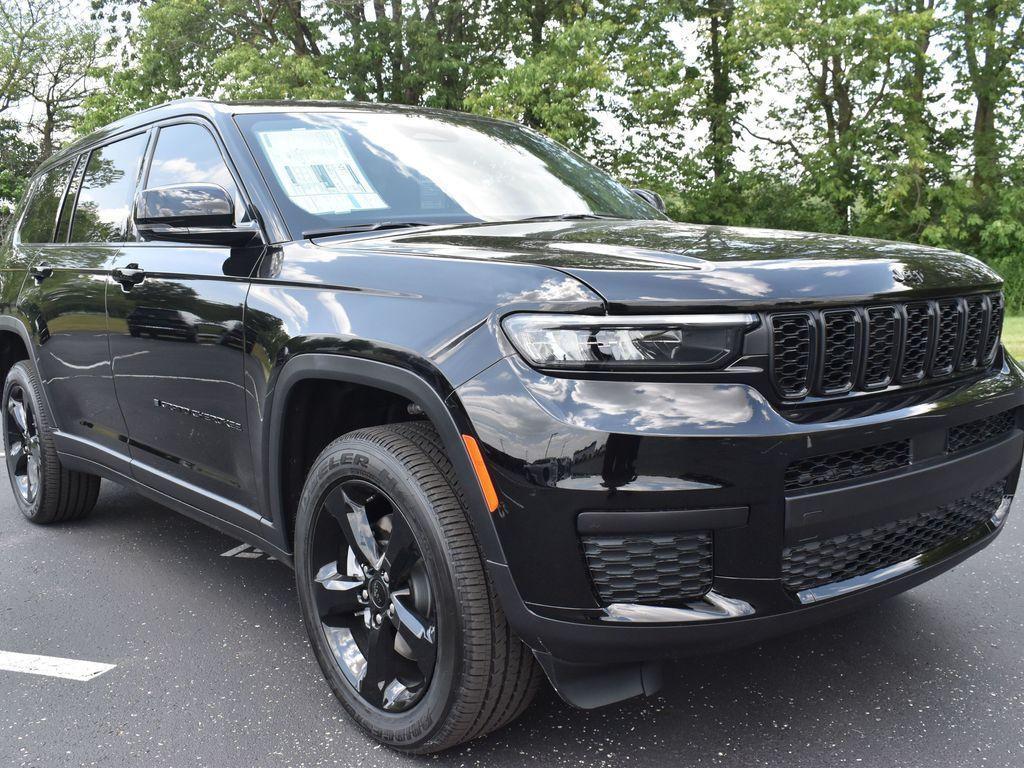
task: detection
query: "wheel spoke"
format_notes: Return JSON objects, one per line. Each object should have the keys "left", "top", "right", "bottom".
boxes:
{"left": 312, "top": 477, "right": 437, "bottom": 713}
{"left": 358, "top": 626, "right": 397, "bottom": 707}
{"left": 314, "top": 561, "right": 364, "bottom": 625}
{"left": 25, "top": 454, "right": 38, "bottom": 500}
{"left": 8, "top": 440, "right": 23, "bottom": 461}
{"left": 382, "top": 679, "right": 418, "bottom": 712}
{"left": 380, "top": 513, "right": 417, "bottom": 584}
{"left": 8, "top": 397, "right": 27, "bottom": 433}
{"left": 12, "top": 447, "right": 27, "bottom": 476}
{"left": 390, "top": 594, "right": 436, "bottom": 678}
{"left": 324, "top": 485, "right": 380, "bottom": 569}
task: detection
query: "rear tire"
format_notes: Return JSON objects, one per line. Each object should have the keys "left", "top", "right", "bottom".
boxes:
{"left": 294, "top": 422, "right": 541, "bottom": 753}
{"left": 2, "top": 360, "right": 100, "bottom": 523}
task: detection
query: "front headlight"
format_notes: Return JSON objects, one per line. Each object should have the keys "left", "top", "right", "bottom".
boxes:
{"left": 501, "top": 313, "right": 758, "bottom": 371}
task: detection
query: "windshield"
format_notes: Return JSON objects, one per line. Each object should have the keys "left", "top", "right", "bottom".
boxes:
{"left": 235, "top": 110, "right": 663, "bottom": 237}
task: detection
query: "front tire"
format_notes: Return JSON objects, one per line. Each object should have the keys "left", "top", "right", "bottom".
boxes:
{"left": 2, "top": 360, "right": 100, "bottom": 523}
{"left": 294, "top": 423, "right": 540, "bottom": 753}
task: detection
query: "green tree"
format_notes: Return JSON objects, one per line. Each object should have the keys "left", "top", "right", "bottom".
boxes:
{"left": 19, "top": 0, "right": 1018, "bottom": 317}
{"left": 85, "top": 0, "right": 511, "bottom": 126}
{"left": 948, "top": 0, "right": 1024, "bottom": 194}
{"left": 467, "top": 17, "right": 614, "bottom": 151}
{"left": 0, "top": 1, "right": 52, "bottom": 116}
{"left": 0, "top": 119, "right": 39, "bottom": 227}
{"left": 82, "top": 0, "right": 333, "bottom": 130}
{"left": 745, "top": 0, "right": 924, "bottom": 233}
{"left": 322, "top": 0, "right": 507, "bottom": 109}
{"left": 854, "top": 0, "right": 947, "bottom": 243}
{"left": 30, "top": 20, "right": 102, "bottom": 160}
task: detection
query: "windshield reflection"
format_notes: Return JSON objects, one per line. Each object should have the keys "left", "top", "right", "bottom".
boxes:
{"left": 236, "top": 110, "right": 661, "bottom": 237}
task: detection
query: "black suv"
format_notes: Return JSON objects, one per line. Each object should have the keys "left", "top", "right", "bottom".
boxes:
{"left": 2, "top": 99, "right": 1021, "bottom": 753}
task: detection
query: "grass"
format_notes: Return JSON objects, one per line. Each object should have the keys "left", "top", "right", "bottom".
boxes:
{"left": 1003, "top": 315, "right": 1024, "bottom": 360}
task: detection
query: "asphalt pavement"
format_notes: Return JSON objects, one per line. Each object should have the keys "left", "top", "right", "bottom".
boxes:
{"left": 2, "top": 471, "right": 1023, "bottom": 768}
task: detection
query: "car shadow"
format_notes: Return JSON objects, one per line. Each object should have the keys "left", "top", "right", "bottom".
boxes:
{"left": 59, "top": 483, "right": 1008, "bottom": 767}
{"left": 440, "top": 594, "right": 961, "bottom": 766}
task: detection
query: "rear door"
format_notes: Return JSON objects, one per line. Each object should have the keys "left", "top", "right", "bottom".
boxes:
{"left": 16, "top": 132, "right": 151, "bottom": 469}
{"left": 107, "top": 118, "right": 264, "bottom": 528}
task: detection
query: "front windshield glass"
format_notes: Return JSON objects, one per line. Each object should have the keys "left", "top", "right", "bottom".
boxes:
{"left": 235, "top": 110, "right": 663, "bottom": 237}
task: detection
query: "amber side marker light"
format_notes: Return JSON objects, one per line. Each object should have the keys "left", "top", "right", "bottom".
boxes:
{"left": 462, "top": 434, "right": 499, "bottom": 513}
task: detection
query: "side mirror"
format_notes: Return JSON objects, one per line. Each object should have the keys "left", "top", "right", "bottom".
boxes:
{"left": 631, "top": 188, "right": 666, "bottom": 213}
{"left": 134, "top": 183, "right": 259, "bottom": 245}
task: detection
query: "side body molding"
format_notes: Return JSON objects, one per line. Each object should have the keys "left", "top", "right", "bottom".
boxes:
{"left": 262, "top": 353, "right": 508, "bottom": 568}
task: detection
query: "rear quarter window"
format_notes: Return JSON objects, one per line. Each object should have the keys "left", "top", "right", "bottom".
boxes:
{"left": 54, "top": 155, "right": 87, "bottom": 243}
{"left": 18, "top": 161, "right": 74, "bottom": 243}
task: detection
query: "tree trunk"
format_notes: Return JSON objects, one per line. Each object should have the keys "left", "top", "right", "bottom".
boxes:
{"left": 972, "top": 89, "right": 998, "bottom": 191}
{"left": 284, "top": 0, "right": 321, "bottom": 57}
{"left": 706, "top": 0, "right": 734, "bottom": 183}
{"left": 529, "top": 0, "right": 547, "bottom": 52}
{"left": 38, "top": 108, "right": 55, "bottom": 162}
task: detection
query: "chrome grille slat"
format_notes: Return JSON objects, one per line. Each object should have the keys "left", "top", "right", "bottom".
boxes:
{"left": 862, "top": 306, "right": 898, "bottom": 388}
{"left": 958, "top": 295, "right": 986, "bottom": 371}
{"left": 899, "top": 302, "right": 931, "bottom": 382}
{"left": 930, "top": 299, "right": 961, "bottom": 376}
{"left": 770, "top": 314, "right": 813, "bottom": 398}
{"left": 769, "top": 292, "right": 1003, "bottom": 401}
{"left": 984, "top": 294, "right": 1004, "bottom": 363}
{"left": 819, "top": 309, "right": 858, "bottom": 393}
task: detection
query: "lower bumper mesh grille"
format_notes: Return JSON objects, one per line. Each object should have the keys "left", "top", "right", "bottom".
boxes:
{"left": 947, "top": 410, "right": 1017, "bottom": 453}
{"left": 786, "top": 439, "right": 911, "bottom": 491}
{"left": 582, "top": 532, "right": 712, "bottom": 605}
{"left": 781, "top": 480, "right": 1006, "bottom": 593}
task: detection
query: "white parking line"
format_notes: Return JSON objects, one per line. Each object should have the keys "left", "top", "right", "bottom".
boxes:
{"left": 0, "top": 650, "right": 116, "bottom": 681}
{"left": 220, "top": 543, "right": 275, "bottom": 561}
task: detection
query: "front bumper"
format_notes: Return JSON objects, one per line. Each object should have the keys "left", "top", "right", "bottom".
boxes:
{"left": 454, "top": 352, "right": 1024, "bottom": 675}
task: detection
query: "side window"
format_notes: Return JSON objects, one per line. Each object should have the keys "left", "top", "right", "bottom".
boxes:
{"left": 19, "top": 161, "right": 74, "bottom": 243}
{"left": 70, "top": 132, "right": 149, "bottom": 243}
{"left": 55, "top": 155, "right": 86, "bottom": 242}
{"left": 146, "top": 123, "right": 241, "bottom": 218}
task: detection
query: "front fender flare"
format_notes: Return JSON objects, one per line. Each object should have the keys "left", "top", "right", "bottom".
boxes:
{"left": 0, "top": 314, "right": 38, "bottom": 363}
{"left": 262, "top": 352, "right": 508, "bottom": 570}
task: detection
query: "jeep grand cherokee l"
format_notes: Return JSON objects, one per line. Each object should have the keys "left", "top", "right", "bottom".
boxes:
{"left": 1, "top": 99, "right": 1021, "bottom": 753}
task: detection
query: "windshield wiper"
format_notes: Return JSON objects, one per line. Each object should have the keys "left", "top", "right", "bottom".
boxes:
{"left": 512, "top": 213, "right": 627, "bottom": 223}
{"left": 302, "top": 221, "right": 436, "bottom": 239}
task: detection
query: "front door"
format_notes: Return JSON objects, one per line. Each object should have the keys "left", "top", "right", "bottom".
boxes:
{"left": 107, "top": 120, "right": 264, "bottom": 529}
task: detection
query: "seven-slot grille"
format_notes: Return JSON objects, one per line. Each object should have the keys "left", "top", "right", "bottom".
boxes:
{"left": 769, "top": 293, "right": 1003, "bottom": 400}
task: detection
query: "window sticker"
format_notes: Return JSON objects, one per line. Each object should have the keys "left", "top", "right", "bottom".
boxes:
{"left": 256, "top": 128, "right": 387, "bottom": 214}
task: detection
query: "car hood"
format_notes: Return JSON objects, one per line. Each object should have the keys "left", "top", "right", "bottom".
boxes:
{"left": 324, "top": 219, "right": 1001, "bottom": 309}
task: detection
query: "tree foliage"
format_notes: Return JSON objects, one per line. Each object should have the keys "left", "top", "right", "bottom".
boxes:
{"left": 2, "top": 0, "right": 1023, "bottom": 307}
{"left": 0, "top": 0, "right": 101, "bottom": 222}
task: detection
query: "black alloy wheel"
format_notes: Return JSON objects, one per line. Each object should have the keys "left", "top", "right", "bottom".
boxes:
{"left": 5, "top": 380, "right": 41, "bottom": 504}
{"left": 2, "top": 360, "right": 100, "bottom": 523}
{"left": 309, "top": 478, "right": 437, "bottom": 712}
{"left": 294, "top": 423, "right": 541, "bottom": 753}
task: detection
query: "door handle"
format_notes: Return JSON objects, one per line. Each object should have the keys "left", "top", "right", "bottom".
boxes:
{"left": 29, "top": 264, "right": 53, "bottom": 283}
{"left": 112, "top": 264, "right": 146, "bottom": 289}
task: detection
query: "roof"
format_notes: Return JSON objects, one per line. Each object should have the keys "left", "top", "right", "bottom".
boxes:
{"left": 40, "top": 98, "right": 511, "bottom": 173}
